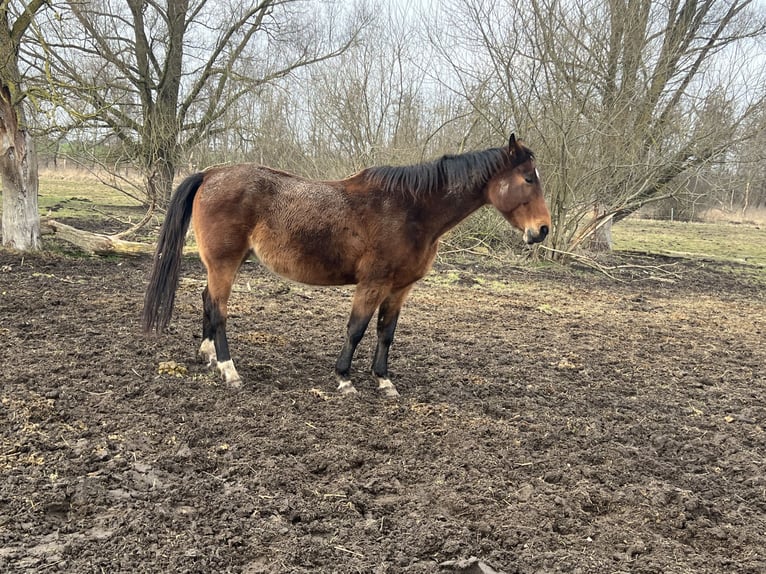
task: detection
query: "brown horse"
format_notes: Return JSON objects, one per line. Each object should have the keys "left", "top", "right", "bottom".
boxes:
{"left": 142, "top": 134, "right": 550, "bottom": 397}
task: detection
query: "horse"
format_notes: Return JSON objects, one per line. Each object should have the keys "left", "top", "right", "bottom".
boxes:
{"left": 142, "top": 134, "right": 551, "bottom": 397}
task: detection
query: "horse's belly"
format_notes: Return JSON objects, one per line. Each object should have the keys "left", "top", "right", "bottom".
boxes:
{"left": 260, "top": 255, "right": 356, "bottom": 286}
{"left": 252, "top": 234, "right": 358, "bottom": 286}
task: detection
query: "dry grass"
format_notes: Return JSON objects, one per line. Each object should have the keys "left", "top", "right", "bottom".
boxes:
{"left": 613, "top": 217, "right": 766, "bottom": 269}
{"left": 38, "top": 169, "right": 143, "bottom": 213}
{"left": 698, "top": 206, "right": 766, "bottom": 226}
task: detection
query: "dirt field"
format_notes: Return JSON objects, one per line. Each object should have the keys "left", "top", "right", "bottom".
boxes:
{"left": 1, "top": 244, "right": 764, "bottom": 573}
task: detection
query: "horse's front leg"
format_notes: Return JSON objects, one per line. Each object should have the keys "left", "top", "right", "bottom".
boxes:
{"left": 371, "top": 286, "right": 413, "bottom": 398}
{"left": 335, "top": 285, "right": 388, "bottom": 394}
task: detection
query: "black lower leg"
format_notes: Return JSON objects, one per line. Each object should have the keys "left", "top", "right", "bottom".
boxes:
{"left": 201, "top": 287, "right": 215, "bottom": 342}
{"left": 335, "top": 313, "right": 372, "bottom": 380}
{"left": 372, "top": 310, "right": 399, "bottom": 379}
{"left": 204, "top": 289, "right": 231, "bottom": 363}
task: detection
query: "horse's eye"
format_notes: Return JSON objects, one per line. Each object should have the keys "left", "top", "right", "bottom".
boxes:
{"left": 524, "top": 175, "right": 535, "bottom": 184}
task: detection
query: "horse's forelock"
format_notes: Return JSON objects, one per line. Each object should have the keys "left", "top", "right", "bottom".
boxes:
{"left": 511, "top": 144, "right": 535, "bottom": 168}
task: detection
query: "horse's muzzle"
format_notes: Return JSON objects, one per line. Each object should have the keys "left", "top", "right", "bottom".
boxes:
{"left": 524, "top": 225, "right": 549, "bottom": 244}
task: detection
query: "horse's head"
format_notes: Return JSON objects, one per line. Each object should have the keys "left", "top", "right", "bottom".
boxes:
{"left": 487, "top": 134, "right": 551, "bottom": 244}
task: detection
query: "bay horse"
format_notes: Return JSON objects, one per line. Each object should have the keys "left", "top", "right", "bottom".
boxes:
{"left": 142, "top": 134, "right": 550, "bottom": 397}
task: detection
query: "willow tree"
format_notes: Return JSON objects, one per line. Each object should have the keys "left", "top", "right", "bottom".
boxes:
{"left": 27, "top": 0, "right": 363, "bottom": 206}
{"left": 432, "top": 0, "right": 766, "bottom": 253}
{"left": 1, "top": 0, "right": 47, "bottom": 250}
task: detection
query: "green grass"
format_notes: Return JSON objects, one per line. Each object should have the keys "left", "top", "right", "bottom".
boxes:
{"left": 38, "top": 171, "right": 144, "bottom": 221}
{"left": 613, "top": 217, "right": 766, "bottom": 268}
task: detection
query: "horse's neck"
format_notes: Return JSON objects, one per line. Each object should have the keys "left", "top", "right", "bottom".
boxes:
{"left": 415, "top": 185, "right": 488, "bottom": 241}
{"left": 342, "top": 170, "right": 489, "bottom": 241}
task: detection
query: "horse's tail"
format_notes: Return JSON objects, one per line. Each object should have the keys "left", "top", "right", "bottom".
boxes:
{"left": 142, "top": 172, "right": 205, "bottom": 333}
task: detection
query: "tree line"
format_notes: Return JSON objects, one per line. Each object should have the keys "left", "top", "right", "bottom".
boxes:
{"left": 2, "top": 0, "right": 765, "bottom": 254}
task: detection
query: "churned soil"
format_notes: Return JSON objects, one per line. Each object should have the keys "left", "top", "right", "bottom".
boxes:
{"left": 1, "top": 244, "right": 764, "bottom": 573}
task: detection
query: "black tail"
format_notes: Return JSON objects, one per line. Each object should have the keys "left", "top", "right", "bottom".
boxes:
{"left": 142, "top": 172, "right": 205, "bottom": 332}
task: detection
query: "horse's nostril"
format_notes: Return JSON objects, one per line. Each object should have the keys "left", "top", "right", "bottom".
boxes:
{"left": 539, "top": 225, "right": 549, "bottom": 239}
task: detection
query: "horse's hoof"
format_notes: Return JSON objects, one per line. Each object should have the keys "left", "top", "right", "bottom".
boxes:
{"left": 227, "top": 376, "right": 243, "bottom": 389}
{"left": 337, "top": 379, "right": 358, "bottom": 395}
{"left": 217, "top": 360, "right": 242, "bottom": 388}
{"left": 198, "top": 339, "right": 217, "bottom": 365}
{"left": 377, "top": 378, "right": 400, "bottom": 398}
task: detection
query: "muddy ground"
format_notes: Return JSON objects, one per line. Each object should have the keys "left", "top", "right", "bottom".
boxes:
{"left": 0, "top": 243, "right": 764, "bottom": 573}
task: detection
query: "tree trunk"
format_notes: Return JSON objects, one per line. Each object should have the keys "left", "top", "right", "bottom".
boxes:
{"left": 146, "top": 154, "right": 176, "bottom": 206}
{"left": 41, "top": 219, "right": 153, "bottom": 255}
{"left": 573, "top": 204, "right": 615, "bottom": 253}
{"left": 0, "top": 88, "right": 40, "bottom": 251}
{"left": 1, "top": 0, "right": 46, "bottom": 252}
{"left": 587, "top": 217, "right": 614, "bottom": 252}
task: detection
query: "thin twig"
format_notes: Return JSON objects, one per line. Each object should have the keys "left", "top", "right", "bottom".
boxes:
{"left": 333, "top": 545, "right": 364, "bottom": 558}
{"left": 541, "top": 245, "right": 685, "bottom": 282}
{"left": 113, "top": 200, "right": 156, "bottom": 239}
{"left": 538, "top": 245, "right": 624, "bottom": 281}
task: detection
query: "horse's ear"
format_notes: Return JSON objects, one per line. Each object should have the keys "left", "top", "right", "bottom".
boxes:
{"left": 508, "top": 133, "right": 521, "bottom": 161}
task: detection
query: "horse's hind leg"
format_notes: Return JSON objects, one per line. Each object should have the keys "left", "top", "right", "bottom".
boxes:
{"left": 199, "top": 259, "right": 242, "bottom": 388}
{"left": 372, "top": 286, "right": 412, "bottom": 398}
{"left": 199, "top": 286, "right": 217, "bottom": 365}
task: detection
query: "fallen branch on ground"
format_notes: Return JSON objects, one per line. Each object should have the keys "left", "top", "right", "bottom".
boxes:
{"left": 41, "top": 219, "right": 153, "bottom": 255}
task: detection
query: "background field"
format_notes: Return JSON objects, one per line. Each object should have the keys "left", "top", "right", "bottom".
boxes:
{"left": 613, "top": 218, "right": 766, "bottom": 268}
{"left": 34, "top": 169, "right": 766, "bottom": 270}
{"left": 0, "top": 175, "right": 764, "bottom": 573}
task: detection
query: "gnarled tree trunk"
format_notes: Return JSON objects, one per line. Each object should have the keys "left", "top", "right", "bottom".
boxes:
{"left": 1, "top": 1, "right": 46, "bottom": 251}
{"left": 0, "top": 93, "right": 40, "bottom": 250}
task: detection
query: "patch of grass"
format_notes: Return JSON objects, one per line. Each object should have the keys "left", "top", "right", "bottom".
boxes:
{"left": 613, "top": 217, "right": 766, "bottom": 268}
{"left": 34, "top": 170, "right": 157, "bottom": 253}
{"left": 424, "top": 270, "right": 461, "bottom": 286}
{"left": 39, "top": 169, "right": 144, "bottom": 216}
{"left": 698, "top": 206, "right": 766, "bottom": 226}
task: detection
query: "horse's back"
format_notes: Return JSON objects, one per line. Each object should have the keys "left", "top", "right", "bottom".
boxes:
{"left": 192, "top": 165, "right": 373, "bottom": 285}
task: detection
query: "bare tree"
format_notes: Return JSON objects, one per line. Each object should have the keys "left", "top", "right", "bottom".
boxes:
{"left": 293, "top": 2, "right": 431, "bottom": 177}
{"left": 733, "top": 104, "right": 766, "bottom": 213}
{"left": 430, "top": 0, "right": 766, "bottom": 254}
{"left": 25, "top": 0, "right": 364, "bottom": 206}
{"left": 1, "top": 0, "right": 47, "bottom": 250}
{"left": 206, "top": 1, "right": 439, "bottom": 180}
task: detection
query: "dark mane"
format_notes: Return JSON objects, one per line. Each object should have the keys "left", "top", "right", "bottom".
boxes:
{"left": 363, "top": 146, "right": 534, "bottom": 197}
